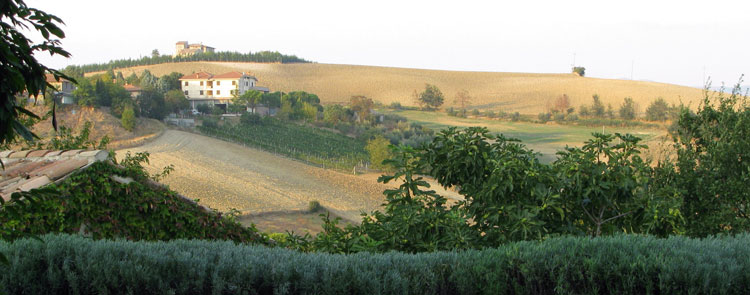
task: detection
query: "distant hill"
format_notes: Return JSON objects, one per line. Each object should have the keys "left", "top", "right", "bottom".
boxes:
{"left": 88, "top": 61, "right": 709, "bottom": 114}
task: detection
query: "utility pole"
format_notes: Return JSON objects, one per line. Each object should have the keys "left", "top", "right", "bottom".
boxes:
{"left": 572, "top": 53, "right": 576, "bottom": 68}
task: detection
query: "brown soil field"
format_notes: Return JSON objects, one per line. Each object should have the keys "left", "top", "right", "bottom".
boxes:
{"left": 118, "top": 130, "right": 462, "bottom": 222}
{"left": 90, "top": 61, "right": 707, "bottom": 114}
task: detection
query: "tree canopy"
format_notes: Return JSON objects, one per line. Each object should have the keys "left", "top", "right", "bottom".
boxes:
{"left": 417, "top": 84, "right": 444, "bottom": 110}
{"left": 0, "top": 0, "right": 72, "bottom": 145}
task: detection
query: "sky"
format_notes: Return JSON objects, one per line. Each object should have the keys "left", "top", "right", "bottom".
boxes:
{"left": 31, "top": 0, "right": 750, "bottom": 89}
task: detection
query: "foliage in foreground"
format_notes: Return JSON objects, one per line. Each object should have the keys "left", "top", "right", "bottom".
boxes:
{"left": 0, "top": 160, "right": 265, "bottom": 244}
{"left": 284, "top": 82, "right": 750, "bottom": 253}
{"left": 2, "top": 233, "right": 750, "bottom": 294}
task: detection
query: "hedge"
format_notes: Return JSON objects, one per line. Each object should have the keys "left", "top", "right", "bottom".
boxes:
{"left": 1, "top": 234, "right": 750, "bottom": 294}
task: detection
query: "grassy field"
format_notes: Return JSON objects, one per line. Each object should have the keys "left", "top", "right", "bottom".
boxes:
{"left": 88, "top": 61, "right": 707, "bottom": 114}
{"left": 386, "top": 109, "right": 665, "bottom": 162}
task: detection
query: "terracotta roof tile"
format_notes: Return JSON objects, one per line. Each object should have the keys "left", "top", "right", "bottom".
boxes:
{"left": 179, "top": 72, "right": 213, "bottom": 80}
{"left": 123, "top": 84, "right": 142, "bottom": 91}
{"left": 9, "top": 151, "right": 31, "bottom": 158}
{"left": 32, "top": 159, "right": 88, "bottom": 180}
{"left": 0, "top": 161, "right": 49, "bottom": 178}
{"left": 0, "top": 176, "right": 21, "bottom": 189}
{"left": 27, "top": 150, "right": 51, "bottom": 158}
{"left": 18, "top": 175, "right": 51, "bottom": 192}
{"left": 212, "top": 72, "right": 244, "bottom": 79}
{"left": 45, "top": 150, "right": 64, "bottom": 157}
{"left": 1, "top": 149, "right": 109, "bottom": 197}
{"left": 60, "top": 149, "right": 84, "bottom": 157}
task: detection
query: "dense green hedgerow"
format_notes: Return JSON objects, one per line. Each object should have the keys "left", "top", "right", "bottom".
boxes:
{"left": 1, "top": 233, "right": 750, "bottom": 294}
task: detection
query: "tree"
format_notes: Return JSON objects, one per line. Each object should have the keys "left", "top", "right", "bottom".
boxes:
{"left": 417, "top": 84, "right": 444, "bottom": 110}
{"left": 619, "top": 97, "right": 637, "bottom": 120}
{"left": 164, "top": 89, "right": 189, "bottom": 113}
{"left": 0, "top": 0, "right": 72, "bottom": 146}
{"left": 121, "top": 106, "right": 136, "bottom": 131}
{"left": 350, "top": 95, "right": 373, "bottom": 123}
{"left": 323, "top": 104, "right": 350, "bottom": 125}
{"left": 365, "top": 136, "right": 393, "bottom": 171}
{"left": 137, "top": 89, "right": 167, "bottom": 119}
{"left": 73, "top": 79, "right": 96, "bottom": 107}
{"left": 579, "top": 105, "right": 590, "bottom": 117}
{"left": 151, "top": 49, "right": 159, "bottom": 58}
{"left": 196, "top": 104, "right": 211, "bottom": 114}
{"left": 159, "top": 72, "right": 183, "bottom": 91}
{"left": 453, "top": 89, "right": 472, "bottom": 110}
{"left": 553, "top": 94, "right": 570, "bottom": 113}
{"left": 125, "top": 73, "right": 139, "bottom": 85}
{"left": 667, "top": 82, "right": 750, "bottom": 236}
{"left": 556, "top": 133, "right": 652, "bottom": 236}
{"left": 233, "top": 90, "right": 262, "bottom": 113}
{"left": 645, "top": 98, "right": 672, "bottom": 121}
{"left": 591, "top": 94, "right": 605, "bottom": 117}
{"left": 261, "top": 91, "right": 282, "bottom": 109}
{"left": 572, "top": 66, "right": 586, "bottom": 76}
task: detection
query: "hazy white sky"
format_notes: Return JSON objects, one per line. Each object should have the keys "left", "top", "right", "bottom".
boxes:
{"left": 33, "top": 0, "right": 749, "bottom": 88}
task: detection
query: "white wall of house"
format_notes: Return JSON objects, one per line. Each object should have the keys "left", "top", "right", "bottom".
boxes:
{"left": 181, "top": 73, "right": 260, "bottom": 109}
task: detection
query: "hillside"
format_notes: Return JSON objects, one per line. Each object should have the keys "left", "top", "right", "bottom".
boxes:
{"left": 90, "top": 61, "right": 708, "bottom": 114}
{"left": 22, "top": 104, "right": 164, "bottom": 149}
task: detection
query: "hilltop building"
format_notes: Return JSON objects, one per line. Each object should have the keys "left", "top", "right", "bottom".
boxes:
{"left": 174, "top": 41, "right": 215, "bottom": 57}
{"left": 179, "top": 71, "right": 270, "bottom": 109}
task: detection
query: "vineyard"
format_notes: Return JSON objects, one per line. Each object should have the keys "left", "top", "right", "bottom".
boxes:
{"left": 198, "top": 120, "right": 368, "bottom": 171}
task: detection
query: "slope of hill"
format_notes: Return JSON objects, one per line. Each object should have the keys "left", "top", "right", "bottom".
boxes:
{"left": 91, "top": 61, "right": 708, "bottom": 114}
{"left": 23, "top": 104, "right": 164, "bottom": 149}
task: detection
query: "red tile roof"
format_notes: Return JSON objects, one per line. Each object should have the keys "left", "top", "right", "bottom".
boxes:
{"left": 45, "top": 73, "right": 70, "bottom": 83}
{"left": 211, "top": 72, "right": 244, "bottom": 79}
{"left": 179, "top": 72, "right": 214, "bottom": 80}
{"left": 123, "top": 84, "right": 142, "bottom": 92}
{"left": 0, "top": 149, "right": 109, "bottom": 200}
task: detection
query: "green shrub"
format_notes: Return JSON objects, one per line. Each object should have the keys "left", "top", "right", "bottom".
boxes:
{"left": 120, "top": 106, "right": 135, "bottom": 131}
{"left": 2, "top": 233, "right": 750, "bottom": 294}
{"left": 307, "top": 200, "right": 322, "bottom": 212}
{"left": 0, "top": 161, "right": 265, "bottom": 244}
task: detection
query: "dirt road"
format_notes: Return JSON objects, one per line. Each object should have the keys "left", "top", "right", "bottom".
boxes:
{"left": 119, "top": 130, "right": 410, "bottom": 221}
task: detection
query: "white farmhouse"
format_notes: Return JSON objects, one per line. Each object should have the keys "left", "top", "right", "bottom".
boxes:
{"left": 179, "top": 71, "right": 269, "bottom": 109}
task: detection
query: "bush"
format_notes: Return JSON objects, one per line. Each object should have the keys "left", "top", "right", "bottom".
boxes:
{"left": 120, "top": 106, "right": 135, "bottom": 131}
{"left": 3, "top": 234, "right": 750, "bottom": 294}
{"left": 537, "top": 112, "right": 551, "bottom": 123}
{"left": 240, "top": 112, "right": 263, "bottom": 125}
{"left": 307, "top": 200, "right": 322, "bottom": 212}
{"left": 365, "top": 135, "right": 393, "bottom": 171}
{"left": 471, "top": 109, "right": 480, "bottom": 116}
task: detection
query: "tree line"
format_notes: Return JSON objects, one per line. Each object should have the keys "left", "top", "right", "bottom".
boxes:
{"left": 61, "top": 51, "right": 311, "bottom": 77}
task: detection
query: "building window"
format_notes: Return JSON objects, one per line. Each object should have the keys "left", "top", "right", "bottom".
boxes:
{"left": 232, "top": 81, "right": 236, "bottom": 86}
{"left": 184, "top": 81, "right": 188, "bottom": 86}
{"left": 199, "top": 90, "right": 204, "bottom": 95}
{"left": 216, "top": 81, "right": 220, "bottom": 86}
{"left": 207, "top": 90, "right": 213, "bottom": 96}
{"left": 245, "top": 82, "right": 248, "bottom": 87}
{"left": 184, "top": 91, "right": 188, "bottom": 95}
{"left": 216, "top": 90, "right": 221, "bottom": 95}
